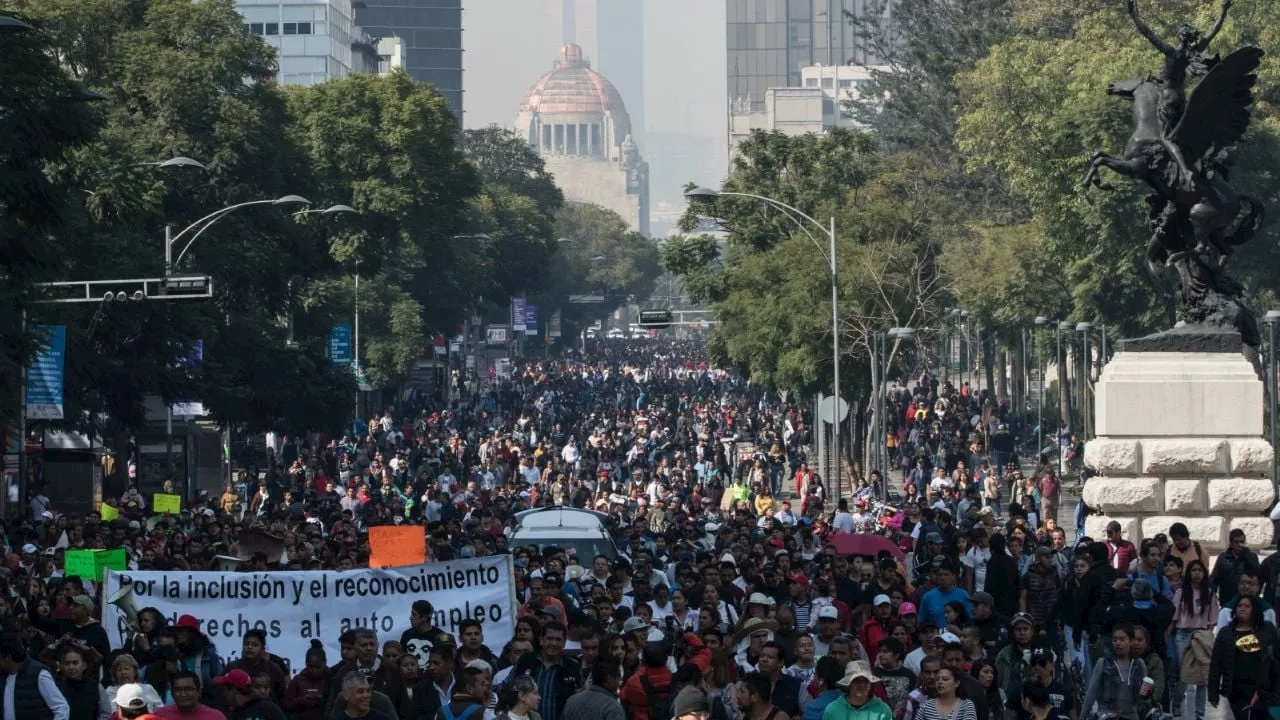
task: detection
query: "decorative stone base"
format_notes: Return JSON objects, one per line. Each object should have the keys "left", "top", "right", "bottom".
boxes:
{"left": 1083, "top": 347, "right": 1275, "bottom": 549}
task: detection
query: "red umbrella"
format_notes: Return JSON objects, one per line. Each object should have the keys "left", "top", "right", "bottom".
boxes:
{"left": 826, "top": 533, "right": 906, "bottom": 562}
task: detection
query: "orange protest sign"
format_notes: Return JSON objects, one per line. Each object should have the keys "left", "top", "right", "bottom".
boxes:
{"left": 368, "top": 526, "right": 425, "bottom": 568}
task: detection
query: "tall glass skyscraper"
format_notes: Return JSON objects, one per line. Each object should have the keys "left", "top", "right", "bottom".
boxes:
{"left": 726, "top": 0, "right": 890, "bottom": 112}
{"left": 356, "top": 0, "right": 463, "bottom": 116}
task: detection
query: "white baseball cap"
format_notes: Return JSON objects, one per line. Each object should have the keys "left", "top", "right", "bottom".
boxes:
{"left": 818, "top": 606, "right": 840, "bottom": 620}
{"left": 115, "top": 683, "right": 149, "bottom": 711}
{"left": 873, "top": 594, "right": 892, "bottom": 606}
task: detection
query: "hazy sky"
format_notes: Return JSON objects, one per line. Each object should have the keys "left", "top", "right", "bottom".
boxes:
{"left": 462, "top": 0, "right": 728, "bottom": 195}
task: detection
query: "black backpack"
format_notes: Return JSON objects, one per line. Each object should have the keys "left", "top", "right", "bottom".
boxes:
{"left": 639, "top": 675, "right": 675, "bottom": 720}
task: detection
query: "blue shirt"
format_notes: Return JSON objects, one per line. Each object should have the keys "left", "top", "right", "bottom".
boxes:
{"left": 805, "top": 689, "right": 845, "bottom": 720}
{"left": 1129, "top": 566, "right": 1174, "bottom": 600}
{"left": 919, "top": 586, "right": 973, "bottom": 629}
{"left": 536, "top": 658, "right": 562, "bottom": 720}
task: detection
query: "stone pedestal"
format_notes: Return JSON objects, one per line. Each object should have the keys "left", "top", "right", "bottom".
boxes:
{"left": 1082, "top": 342, "right": 1276, "bottom": 548}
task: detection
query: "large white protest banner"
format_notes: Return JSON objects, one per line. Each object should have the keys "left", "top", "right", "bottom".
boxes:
{"left": 102, "top": 555, "right": 515, "bottom": 672}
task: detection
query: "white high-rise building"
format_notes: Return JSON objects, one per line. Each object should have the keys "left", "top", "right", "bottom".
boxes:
{"left": 236, "top": 0, "right": 380, "bottom": 86}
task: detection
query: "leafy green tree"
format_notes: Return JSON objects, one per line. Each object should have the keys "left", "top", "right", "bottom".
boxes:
{"left": 287, "top": 70, "right": 481, "bottom": 384}
{"left": 847, "top": 0, "right": 1014, "bottom": 153}
{"left": 463, "top": 125, "right": 564, "bottom": 216}
{"left": 673, "top": 132, "right": 956, "bottom": 398}
{"left": 462, "top": 126, "right": 564, "bottom": 302}
{"left": 0, "top": 15, "right": 101, "bottom": 434}
{"left": 12, "top": 0, "right": 353, "bottom": 460}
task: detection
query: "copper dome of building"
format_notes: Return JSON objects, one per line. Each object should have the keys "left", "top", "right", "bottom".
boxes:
{"left": 516, "top": 44, "right": 633, "bottom": 160}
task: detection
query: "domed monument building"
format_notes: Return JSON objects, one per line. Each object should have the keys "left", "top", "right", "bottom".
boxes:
{"left": 516, "top": 44, "right": 650, "bottom": 236}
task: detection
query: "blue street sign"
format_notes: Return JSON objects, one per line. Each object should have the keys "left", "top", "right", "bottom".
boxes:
{"left": 329, "top": 324, "right": 353, "bottom": 366}
{"left": 26, "top": 325, "right": 66, "bottom": 420}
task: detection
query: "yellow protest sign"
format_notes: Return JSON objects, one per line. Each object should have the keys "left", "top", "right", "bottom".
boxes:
{"left": 153, "top": 493, "right": 182, "bottom": 514}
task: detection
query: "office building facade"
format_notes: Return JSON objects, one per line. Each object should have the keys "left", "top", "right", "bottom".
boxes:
{"left": 357, "top": 0, "right": 464, "bottom": 116}
{"left": 238, "top": 0, "right": 360, "bottom": 86}
{"left": 727, "top": 0, "right": 891, "bottom": 112}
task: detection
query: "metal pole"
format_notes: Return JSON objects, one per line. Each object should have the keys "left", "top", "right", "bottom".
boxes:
{"left": 166, "top": 406, "right": 173, "bottom": 477}
{"left": 1081, "top": 329, "right": 1091, "bottom": 440}
{"left": 17, "top": 308, "right": 26, "bottom": 515}
{"left": 873, "top": 333, "right": 882, "bottom": 486}
{"left": 1101, "top": 325, "right": 1108, "bottom": 367}
{"left": 1057, "top": 326, "right": 1065, "bottom": 479}
{"left": 354, "top": 268, "right": 360, "bottom": 432}
{"left": 1270, "top": 321, "right": 1277, "bottom": 493}
{"left": 830, "top": 216, "right": 841, "bottom": 501}
{"left": 1036, "top": 328, "right": 1043, "bottom": 459}
{"left": 1020, "top": 328, "right": 1028, "bottom": 428}
{"left": 164, "top": 224, "right": 172, "bottom": 276}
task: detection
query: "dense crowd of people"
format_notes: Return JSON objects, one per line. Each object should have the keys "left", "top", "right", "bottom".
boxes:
{"left": 3, "top": 339, "right": 1279, "bottom": 720}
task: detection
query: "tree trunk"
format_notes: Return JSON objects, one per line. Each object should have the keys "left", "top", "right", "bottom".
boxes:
{"left": 997, "top": 347, "right": 1009, "bottom": 404}
{"left": 984, "top": 333, "right": 996, "bottom": 397}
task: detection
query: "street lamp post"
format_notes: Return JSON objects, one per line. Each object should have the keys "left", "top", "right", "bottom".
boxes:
{"left": 161, "top": 193, "right": 311, "bottom": 483}
{"left": 295, "top": 205, "right": 359, "bottom": 427}
{"left": 686, "top": 187, "right": 843, "bottom": 498}
{"left": 1056, "top": 320, "right": 1073, "bottom": 478}
{"left": 1263, "top": 311, "right": 1280, "bottom": 493}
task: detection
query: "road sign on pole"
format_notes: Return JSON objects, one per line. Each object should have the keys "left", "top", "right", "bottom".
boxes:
{"left": 817, "top": 395, "right": 850, "bottom": 424}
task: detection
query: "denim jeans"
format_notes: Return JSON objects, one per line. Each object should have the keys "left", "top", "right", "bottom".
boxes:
{"left": 1172, "top": 629, "right": 1207, "bottom": 720}
{"left": 1064, "top": 625, "right": 1092, "bottom": 683}
{"left": 985, "top": 497, "right": 1003, "bottom": 517}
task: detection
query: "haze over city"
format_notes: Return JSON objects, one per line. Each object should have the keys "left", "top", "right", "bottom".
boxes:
{"left": 463, "top": 0, "right": 728, "bottom": 236}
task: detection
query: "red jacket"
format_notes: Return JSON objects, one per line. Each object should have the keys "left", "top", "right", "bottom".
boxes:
{"left": 1108, "top": 539, "right": 1137, "bottom": 572}
{"left": 859, "top": 617, "right": 890, "bottom": 659}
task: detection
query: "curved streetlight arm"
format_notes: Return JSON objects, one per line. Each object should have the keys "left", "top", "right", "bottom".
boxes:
{"left": 170, "top": 199, "right": 278, "bottom": 269}
{"left": 171, "top": 198, "right": 307, "bottom": 270}
{"left": 714, "top": 191, "right": 832, "bottom": 267}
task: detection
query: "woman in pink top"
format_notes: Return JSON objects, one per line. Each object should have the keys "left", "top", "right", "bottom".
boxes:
{"left": 1170, "top": 559, "right": 1217, "bottom": 720}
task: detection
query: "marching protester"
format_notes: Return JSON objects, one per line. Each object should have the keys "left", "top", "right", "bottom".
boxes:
{"left": 2, "top": 338, "right": 1277, "bottom": 720}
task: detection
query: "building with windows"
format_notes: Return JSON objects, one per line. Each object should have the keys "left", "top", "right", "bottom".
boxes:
{"left": 726, "top": 0, "right": 891, "bottom": 112}
{"left": 237, "top": 0, "right": 360, "bottom": 86}
{"left": 800, "top": 63, "right": 881, "bottom": 104}
{"left": 516, "top": 44, "right": 650, "bottom": 236}
{"left": 235, "top": 0, "right": 442, "bottom": 89}
{"left": 356, "top": 0, "right": 463, "bottom": 116}
{"left": 728, "top": 64, "right": 885, "bottom": 158}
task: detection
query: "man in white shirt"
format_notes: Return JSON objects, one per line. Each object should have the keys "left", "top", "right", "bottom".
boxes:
{"left": 776, "top": 501, "right": 798, "bottom": 526}
{"left": 962, "top": 529, "right": 992, "bottom": 593}
{"left": 561, "top": 439, "right": 580, "bottom": 473}
{"left": 518, "top": 457, "right": 541, "bottom": 486}
{"left": 0, "top": 636, "right": 69, "bottom": 720}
